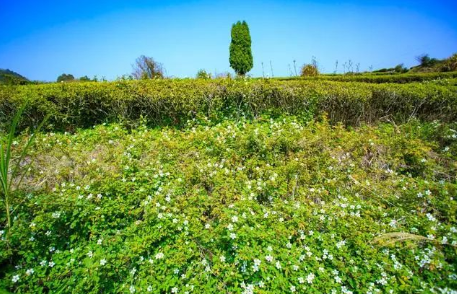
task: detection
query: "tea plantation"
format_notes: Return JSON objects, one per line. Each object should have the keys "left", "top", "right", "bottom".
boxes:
{"left": 1, "top": 76, "right": 457, "bottom": 293}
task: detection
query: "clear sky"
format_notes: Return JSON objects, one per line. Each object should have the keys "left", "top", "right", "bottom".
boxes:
{"left": 1, "top": 0, "right": 456, "bottom": 81}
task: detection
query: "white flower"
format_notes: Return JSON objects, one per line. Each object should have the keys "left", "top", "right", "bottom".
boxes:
{"left": 335, "top": 275, "right": 342, "bottom": 283}
{"left": 227, "top": 224, "right": 234, "bottom": 231}
{"left": 290, "top": 285, "right": 296, "bottom": 292}
{"left": 220, "top": 255, "right": 226, "bottom": 262}
{"left": 147, "top": 286, "right": 152, "bottom": 292}
{"left": 40, "top": 260, "right": 47, "bottom": 267}
{"left": 97, "top": 238, "right": 103, "bottom": 245}
{"left": 232, "top": 216, "right": 238, "bottom": 223}
{"left": 298, "top": 277, "right": 304, "bottom": 284}
{"left": 205, "top": 223, "right": 210, "bottom": 229}
{"left": 49, "top": 261, "right": 55, "bottom": 267}
{"left": 129, "top": 285, "right": 136, "bottom": 293}
{"left": 230, "top": 233, "right": 236, "bottom": 239}
{"left": 171, "top": 287, "right": 178, "bottom": 293}
{"left": 336, "top": 240, "right": 346, "bottom": 249}
{"left": 26, "top": 268, "right": 34, "bottom": 276}
{"left": 155, "top": 252, "right": 164, "bottom": 259}
{"left": 87, "top": 251, "right": 94, "bottom": 258}
{"left": 306, "top": 273, "right": 315, "bottom": 284}
{"left": 12, "top": 275, "right": 20, "bottom": 283}
{"left": 265, "top": 255, "right": 273, "bottom": 262}
{"left": 100, "top": 259, "right": 107, "bottom": 266}
{"left": 275, "top": 261, "right": 281, "bottom": 269}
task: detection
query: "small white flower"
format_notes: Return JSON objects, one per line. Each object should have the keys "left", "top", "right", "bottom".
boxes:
{"left": 232, "top": 216, "right": 238, "bottom": 223}
{"left": 220, "top": 255, "right": 226, "bottom": 262}
{"left": 97, "top": 238, "right": 103, "bottom": 245}
{"left": 129, "top": 285, "right": 135, "bottom": 293}
{"left": 12, "top": 275, "right": 20, "bottom": 283}
{"left": 26, "top": 268, "right": 34, "bottom": 276}
{"left": 100, "top": 259, "right": 107, "bottom": 266}
{"left": 230, "top": 233, "right": 236, "bottom": 239}
{"left": 40, "top": 260, "right": 47, "bottom": 267}
{"left": 298, "top": 277, "right": 304, "bottom": 284}
{"left": 49, "top": 261, "right": 55, "bottom": 267}
{"left": 306, "top": 273, "right": 315, "bottom": 284}
{"left": 205, "top": 223, "right": 210, "bottom": 229}
{"left": 171, "top": 287, "right": 178, "bottom": 293}
{"left": 265, "top": 255, "right": 273, "bottom": 262}
{"left": 290, "top": 285, "right": 296, "bottom": 292}
{"left": 155, "top": 252, "right": 164, "bottom": 259}
{"left": 275, "top": 261, "right": 281, "bottom": 269}
{"left": 87, "top": 251, "right": 93, "bottom": 258}
{"left": 147, "top": 286, "right": 152, "bottom": 292}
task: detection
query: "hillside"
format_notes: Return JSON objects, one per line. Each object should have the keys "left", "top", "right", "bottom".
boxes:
{"left": 0, "top": 69, "right": 29, "bottom": 85}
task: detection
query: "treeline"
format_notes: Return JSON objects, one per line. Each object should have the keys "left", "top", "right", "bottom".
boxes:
{"left": 1, "top": 79, "right": 456, "bottom": 132}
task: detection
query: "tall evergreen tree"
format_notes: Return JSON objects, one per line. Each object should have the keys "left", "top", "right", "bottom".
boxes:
{"left": 229, "top": 21, "right": 253, "bottom": 76}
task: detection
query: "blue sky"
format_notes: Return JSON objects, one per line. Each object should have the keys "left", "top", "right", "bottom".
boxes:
{"left": 1, "top": 0, "right": 456, "bottom": 81}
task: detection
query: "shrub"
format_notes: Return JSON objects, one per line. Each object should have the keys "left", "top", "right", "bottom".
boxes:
{"left": 442, "top": 53, "right": 457, "bottom": 72}
{"left": 1, "top": 79, "right": 456, "bottom": 133}
{"left": 300, "top": 64, "right": 319, "bottom": 77}
{"left": 196, "top": 69, "right": 212, "bottom": 79}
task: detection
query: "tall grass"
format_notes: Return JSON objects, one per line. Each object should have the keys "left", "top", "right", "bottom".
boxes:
{"left": 0, "top": 104, "right": 47, "bottom": 235}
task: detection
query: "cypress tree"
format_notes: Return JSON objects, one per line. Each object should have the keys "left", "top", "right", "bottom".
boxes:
{"left": 229, "top": 21, "right": 253, "bottom": 76}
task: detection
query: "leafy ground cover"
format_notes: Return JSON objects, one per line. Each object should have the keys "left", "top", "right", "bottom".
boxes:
{"left": 1, "top": 115, "right": 456, "bottom": 293}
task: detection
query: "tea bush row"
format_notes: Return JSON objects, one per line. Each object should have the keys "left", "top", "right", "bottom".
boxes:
{"left": 1, "top": 79, "right": 456, "bottom": 132}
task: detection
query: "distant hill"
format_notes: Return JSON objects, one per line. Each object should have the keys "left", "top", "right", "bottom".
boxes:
{"left": 0, "top": 69, "right": 30, "bottom": 85}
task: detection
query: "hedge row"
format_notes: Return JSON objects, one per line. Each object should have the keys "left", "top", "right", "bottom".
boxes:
{"left": 1, "top": 79, "right": 456, "bottom": 132}
{"left": 279, "top": 71, "right": 457, "bottom": 83}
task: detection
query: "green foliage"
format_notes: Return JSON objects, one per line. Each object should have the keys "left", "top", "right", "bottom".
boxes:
{"left": 1, "top": 79, "right": 457, "bottom": 134}
{"left": 1, "top": 115, "right": 457, "bottom": 293}
{"left": 289, "top": 71, "right": 457, "bottom": 83}
{"left": 196, "top": 69, "right": 212, "bottom": 79}
{"left": 0, "top": 69, "right": 29, "bottom": 85}
{"left": 229, "top": 21, "right": 253, "bottom": 76}
{"left": 56, "top": 73, "right": 75, "bottom": 83}
{"left": 79, "top": 76, "right": 92, "bottom": 82}
{"left": 417, "top": 54, "right": 440, "bottom": 67}
{"left": 442, "top": 53, "right": 457, "bottom": 72}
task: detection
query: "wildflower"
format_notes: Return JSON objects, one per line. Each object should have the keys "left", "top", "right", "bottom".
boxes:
{"left": 129, "top": 285, "right": 135, "bottom": 293}
{"left": 205, "top": 223, "right": 210, "bottom": 229}
{"left": 40, "top": 260, "right": 47, "bottom": 267}
{"left": 87, "top": 251, "right": 94, "bottom": 258}
{"left": 171, "top": 287, "right": 178, "bottom": 293}
{"left": 147, "top": 286, "right": 152, "bottom": 292}
{"left": 290, "top": 285, "right": 296, "bottom": 292}
{"left": 12, "top": 275, "right": 20, "bottom": 283}
{"left": 265, "top": 255, "right": 273, "bottom": 262}
{"left": 306, "top": 273, "right": 315, "bottom": 284}
{"left": 220, "top": 255, "right": 226, "bottom": 262}
{"left": 155, "top": 252, "right": 164, "bottom": 259}
{"left": 298, "top": 277, "right": 304, "bottom": 284}
{"left": 336, "top": 240, "right": 346, "bottom": 249}
{"left": 26, "top": 269, "right": 34, "bottom": 276}
{"left": 275, "top": 261, "right": 281, "bottom": 269}
{"left": 232, "top": 216, "right": 238, "bottom": 223}
{"left": 230, "top": 233, "right": 236, "bottom": 239}
{"left": 97, "top": 238, "right": 103, "bottom": 245}
{"left": 100, "top": 259, "right": 107, "bottom": 266}
{"left": 49, "top": 261, "right": 55, "bottom": 267}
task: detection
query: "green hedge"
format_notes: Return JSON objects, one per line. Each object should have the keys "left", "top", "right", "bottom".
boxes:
{"left": 1, "top": 79, "right": 456, "bottom": 132}
{"left": 279, "top": 71, "right": 457, "bottom": 83}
